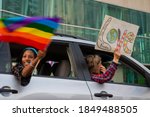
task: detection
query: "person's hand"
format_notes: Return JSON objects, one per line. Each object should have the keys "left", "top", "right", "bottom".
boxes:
{"left": 100, "top": 64, "right": 106, "bottom": 73}
{"left": 37, "top": 50, "right": 46, "bottom": 60}
{"left": 113, "top": 48, "right": 121, "bottom": 64}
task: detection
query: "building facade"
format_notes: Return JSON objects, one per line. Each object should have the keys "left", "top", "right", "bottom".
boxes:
{"left": 0, "top": 0, "right": 150, "bottom": 65}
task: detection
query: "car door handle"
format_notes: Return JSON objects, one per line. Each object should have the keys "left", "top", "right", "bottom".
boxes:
{"left": 94, "top": 91, "right": 113, "bottom": 98}
{"left": 0, "top": 88, "right": 18, "bottom": 94}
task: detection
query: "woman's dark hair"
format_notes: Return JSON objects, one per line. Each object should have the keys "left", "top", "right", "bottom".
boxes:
{"left": 17, "top": 47, "right": 38, "bottom": 63}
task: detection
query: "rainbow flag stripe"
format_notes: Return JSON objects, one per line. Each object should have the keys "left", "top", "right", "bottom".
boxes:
{"left": 0, "top": 17, "right": 60, "bottom": 50}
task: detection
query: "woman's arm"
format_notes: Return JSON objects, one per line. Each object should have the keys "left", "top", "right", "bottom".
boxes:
{"left": 91, "top": 49, "right": 121, "bottom": 84}
{"left": 91, "top": 62, "right": 118, "bottom": 83}
{"left": 113, "top": 48, "right": 121, "bottom": 64}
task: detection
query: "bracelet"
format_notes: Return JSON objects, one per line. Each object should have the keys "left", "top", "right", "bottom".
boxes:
{"left": 29, "top": 62, "right": 35, "bottom": 68}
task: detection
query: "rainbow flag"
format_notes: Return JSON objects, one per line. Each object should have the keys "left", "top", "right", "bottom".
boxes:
{"left": 0, "top": 17, "right": 60, "bottom": 50}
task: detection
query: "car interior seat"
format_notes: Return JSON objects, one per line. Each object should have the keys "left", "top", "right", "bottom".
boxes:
{"left": 39, "top": 60, "right": 71, "bottom": 77}
{"left": 53, "top": 60, "right": 71, "bottom": 77}
{"left": 38, "top": 62, "right": 52, "bottom": 76}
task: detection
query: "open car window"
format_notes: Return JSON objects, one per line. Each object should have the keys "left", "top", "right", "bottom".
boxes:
{"left": 10, "top": 41, "right": 77, "bottom": 79}
{"left": 79, "top": 44, "right": 147, "bottom": 87}
{"left": 37, "top": 41, "right": 75, "bottom": 78}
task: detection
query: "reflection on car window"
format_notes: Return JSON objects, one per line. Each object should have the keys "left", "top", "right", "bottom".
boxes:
{"left": 110, "top": 63, "right": 146, "bottom": 86}
{"left": 102, "top": 61, "right": 146, "bottom": 86}
{"left": 0, "top": 42, "right": 11, "bottom": 73}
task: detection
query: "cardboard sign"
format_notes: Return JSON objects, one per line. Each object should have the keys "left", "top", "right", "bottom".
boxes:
{"left": 95, "top": 15, "right": 139, "bottom": 56}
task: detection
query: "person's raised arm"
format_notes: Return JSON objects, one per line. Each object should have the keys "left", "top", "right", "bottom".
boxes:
{"left": 113, "top": 48, "right": 121, "bottom": 64}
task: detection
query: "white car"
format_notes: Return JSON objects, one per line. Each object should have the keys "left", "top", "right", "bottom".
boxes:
{"left": 0, "top": 34, "right": 150, "bottom": 100}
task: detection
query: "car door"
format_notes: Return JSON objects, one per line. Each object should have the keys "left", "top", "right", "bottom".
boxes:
{"left": 0, "top": 40, "right": 92, "bottom": 100}
{"left": 77, "top": 43, "right": 150, "bottom": 100}
{"left": 86, "top": 65, "right": 150, "bottom": 100}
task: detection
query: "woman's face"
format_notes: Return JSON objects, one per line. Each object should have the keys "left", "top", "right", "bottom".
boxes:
{"left": 22, "top": 50, "right": 35, "bottom": 66}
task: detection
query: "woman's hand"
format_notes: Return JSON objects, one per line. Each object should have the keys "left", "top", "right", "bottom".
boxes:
{"left": 113, "top": 48, "right": 121, "bottom": 64}
{"left": 100, "top": 64, "right": 107, "bottom": 73}
{"left": 37, "top": 50, "right": 46, "bottom": 60}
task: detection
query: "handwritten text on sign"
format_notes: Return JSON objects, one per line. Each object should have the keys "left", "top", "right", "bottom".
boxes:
{"left": 95, "top": 15, "right": 139, "bottom": 56}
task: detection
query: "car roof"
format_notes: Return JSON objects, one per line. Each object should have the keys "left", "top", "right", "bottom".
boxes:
{"left": 53, "top": 33, "right": 96, "bottom": 45}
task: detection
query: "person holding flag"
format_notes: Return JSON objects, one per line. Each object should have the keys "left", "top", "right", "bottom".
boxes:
{"left": 12, "top": 47, "right": 46, "bottom": 86}
{"left": 0, "top": 16, "right": 60, "bottom": 86}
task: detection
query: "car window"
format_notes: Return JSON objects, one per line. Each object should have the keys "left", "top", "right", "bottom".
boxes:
{"left": 38, "top": 41, "right": 77, "bottom": 79}
{"left": 10, "top": 42, "right": 77, "bottom": 79}
{"left": 79, "top": 44, "right": 147, "bottom": 87}
{"left": 0, "top": 42, "right": 11, "bottom": 73}
{"left": 104, "top": 61, "right": 146, "bottom": 86}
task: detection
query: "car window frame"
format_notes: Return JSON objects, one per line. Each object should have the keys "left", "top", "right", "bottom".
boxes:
{"left": 6, "top": 40, "right": 87, "bottom": 81}
{"left": 77, "top": 42, "right": 150, "bottom": 87}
